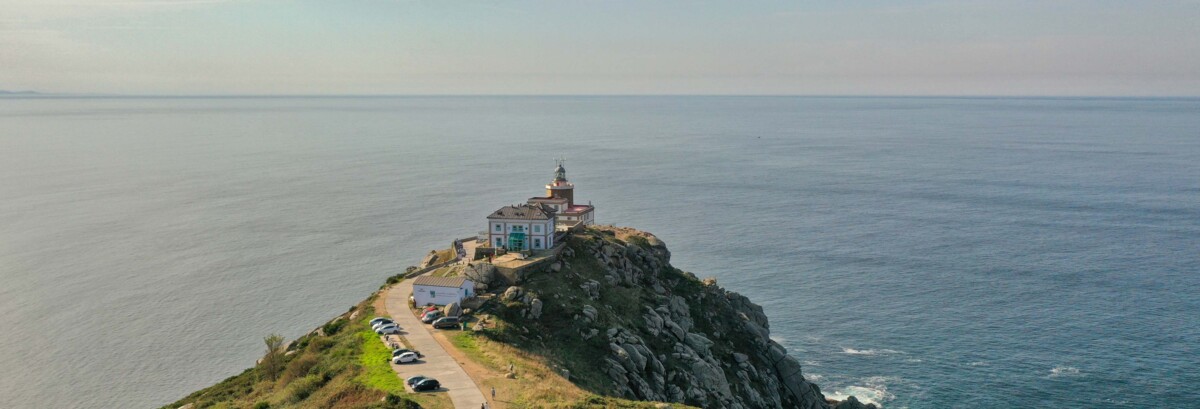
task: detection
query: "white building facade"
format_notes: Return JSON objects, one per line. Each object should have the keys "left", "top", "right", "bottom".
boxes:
{"left": 411, "top": 276, "right": 475, "bottom": 307}
{"left": 486, "top": 203, "right": 556, "bottom": 250}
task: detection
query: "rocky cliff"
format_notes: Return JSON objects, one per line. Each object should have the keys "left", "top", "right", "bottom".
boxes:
{"left": 474, "top": 226, "right": 874, "bottom": 409}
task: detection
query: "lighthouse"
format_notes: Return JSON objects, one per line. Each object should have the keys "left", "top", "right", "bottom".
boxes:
{"left": 525, "top": 160, "right": 595, "bottom": 229}
{"left": 546, "top": 160, "right": 575, "bottom": 205}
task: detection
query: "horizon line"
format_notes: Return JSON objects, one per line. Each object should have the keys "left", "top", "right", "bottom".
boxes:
{"left": 2, "top": 92, "right": 1199, "bottom": 100}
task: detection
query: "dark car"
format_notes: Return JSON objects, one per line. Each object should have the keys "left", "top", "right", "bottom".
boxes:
{"left": 413, "top": 378, "right": 441, "bottom": 392}
{"left": 405, "top": 375, "right": 427, "bottom": 387}
{"left": 431, "top": 317, "right": 460, "bottom": 329}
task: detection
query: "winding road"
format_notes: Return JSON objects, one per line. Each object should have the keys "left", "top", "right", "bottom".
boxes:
{"left": 383, "top": 276, "right": 487, "bottom": 409}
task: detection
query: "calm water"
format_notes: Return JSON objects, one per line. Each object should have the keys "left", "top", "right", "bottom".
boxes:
{"left": 1, "top": 96, "right": 1197, "bottom": 408}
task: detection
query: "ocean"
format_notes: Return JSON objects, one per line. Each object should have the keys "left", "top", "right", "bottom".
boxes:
{"left": 1, "top": 96, "right": 1197, "bottom": 408}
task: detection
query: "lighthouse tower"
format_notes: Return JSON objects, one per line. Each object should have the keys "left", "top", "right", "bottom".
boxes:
{"left": 525, "top": 159, "right": 595, "bottom": 229}
{"left": 546, "top": 160, "right": 575, "bottom": 205}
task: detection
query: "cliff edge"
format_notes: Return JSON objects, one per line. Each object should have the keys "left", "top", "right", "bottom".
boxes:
{"left": 468, "top": 226, "right": 871, "bottom": 409}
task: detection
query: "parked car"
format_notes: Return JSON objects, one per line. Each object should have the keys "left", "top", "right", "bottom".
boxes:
{"left": 420, "top": 310, "right": 443, "bottom": 323}
{"left": 431, "top": 317, "right": 460, "bottom": 329}
{"left": 369, "top": 317, "right": 392, "bottom": 327}
{"left": 391, "top": 348, "right": 421, "bottom": 358}
{"left": 376, "top": 324, "right": 401, "bottom": 335}
{"left": 413, "top": 378, "right": 441, "bottom": 392}
{"left": 371, "top": 320, "right": 395, "bottom": 331}
{"left": 405, "top": 375, "right": 427, "bottom": 387}
{"left": 392, "top": 352, "right": 419, "bottom": 364}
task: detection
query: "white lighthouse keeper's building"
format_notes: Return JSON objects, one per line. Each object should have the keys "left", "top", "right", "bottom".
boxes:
{"left": 486, "top": 203, "right": 556, "bottom": 250}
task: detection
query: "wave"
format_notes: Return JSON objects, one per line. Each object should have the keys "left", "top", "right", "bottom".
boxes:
{"left": 842, "top": 347, "right": 903, "bottom": 356}
{"left": 827, "top": 376, "right": 898, "bottom": 408}
{"left": 1049, "top": 366, "right": 1081, "bottom": 377}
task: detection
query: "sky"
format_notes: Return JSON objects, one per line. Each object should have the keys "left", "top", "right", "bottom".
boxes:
{"left": 1, "top": 0, "right": 1199, "bottom": 96}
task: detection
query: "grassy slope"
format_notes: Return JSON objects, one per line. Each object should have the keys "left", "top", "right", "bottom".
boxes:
{"left": 160, "top": 297, "right": 450, "bottom": 409}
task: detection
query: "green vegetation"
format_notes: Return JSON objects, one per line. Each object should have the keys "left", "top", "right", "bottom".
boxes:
{"left": 432, "top": 247, "right": 457, "bottom": 265}
{"left": 322, "top": 318, "right": 347, "bottom": 336}
{"left": 624, "top": 235, "right": 650, "bottom": 249}
{"left": 356, "top": 327, "right": 405, "bottom": 394}
{"left": 159, "top": 301, "right": 441, "bottom": 409}
{"left": 261, "top": 334, "right": 286, "bottom": 381}
{"left": 429, "top": 264, "right": 462, "bottom": 278}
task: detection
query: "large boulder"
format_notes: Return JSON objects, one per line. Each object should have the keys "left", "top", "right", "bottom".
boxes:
{"left": 643, "top": 308, "right": 665, "bottom": 336}
{"left": 580, "top": 280, "right": 602, "bottom": 300}
{"left": 503, "top": 286, "right": 523, "bottom": 302}
{"left": 690, "top": 358, "right": 732, "bottom": 398}
{"left": 444, "top": 301, "right": 462, "bottom": 317}
{"left": 529, "top": 298, "right": 543, "bottom": 319}
{"left": 580, "top": 305, "right": 599, "bottom": 323}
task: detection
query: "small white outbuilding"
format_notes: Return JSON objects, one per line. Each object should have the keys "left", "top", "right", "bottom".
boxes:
{"left": 411, "top": 276, "right": 475, "bottom": 307}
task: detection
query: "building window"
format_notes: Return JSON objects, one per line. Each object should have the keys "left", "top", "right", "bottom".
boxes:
{"left": 534, "top": 238, "right": 541, "bottom": 248}
{"left": 533, "top": 225, "right": 541, "bottom": 233}
{"left": 495, "top": 237, "right": 502, "bottom": 247}
{"left": 494, "top": 224, "right": 501, "bottom": 231}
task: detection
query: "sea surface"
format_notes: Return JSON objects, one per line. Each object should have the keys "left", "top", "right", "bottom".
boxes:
{"left": 1, "top": 96, "right": 1197, "bottom": 408}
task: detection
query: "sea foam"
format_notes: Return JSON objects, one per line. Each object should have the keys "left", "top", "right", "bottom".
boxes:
{"left": 842, "top": 347, "right": 902, "bottom": 356}
{"left": 1049, "top": 366, "right": 1081, "bottom": 377}
{"left": 827, "top": 376, "right": 897, "bottom": 408}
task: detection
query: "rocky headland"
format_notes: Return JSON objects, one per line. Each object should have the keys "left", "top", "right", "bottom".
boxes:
{"left": 470, "top": 226, "right": 874, "bottom": 409}
{"left": 163, "top": 225, "right": 875, "bottom": 409}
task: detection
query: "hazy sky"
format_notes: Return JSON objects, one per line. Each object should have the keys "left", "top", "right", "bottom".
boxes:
{"left": 2, "top": 0, "right": 1199, "bottom": 96}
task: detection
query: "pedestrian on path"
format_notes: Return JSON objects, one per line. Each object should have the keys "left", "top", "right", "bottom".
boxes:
{"left": 491, "top": 386, "right": 496, "bottom": 400}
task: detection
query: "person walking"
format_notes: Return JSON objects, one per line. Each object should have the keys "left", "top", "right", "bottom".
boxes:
{"left": 491, "top": 386, "right": 496, "bottom": 400}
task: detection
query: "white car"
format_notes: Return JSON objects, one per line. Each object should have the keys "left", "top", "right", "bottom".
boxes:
{"left": 371, "top": 321, "right": 395, "bottom": 331}
{"left": 392, "top": 351, "right": 418, "bottom": 364}
{"left": 376, "top": 324, "right": 401, "bottom": 335}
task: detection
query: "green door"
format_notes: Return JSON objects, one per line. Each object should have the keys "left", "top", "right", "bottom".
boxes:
{"left": 508, "top": 232, "right": 526, "bottom": 250}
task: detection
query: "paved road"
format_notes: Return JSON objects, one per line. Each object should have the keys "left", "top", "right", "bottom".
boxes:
{"left": 384, "top": 277, "right": 487, "bottom": 409}
{"left": 459, "top": 239, "right": 479, "bottom": 265}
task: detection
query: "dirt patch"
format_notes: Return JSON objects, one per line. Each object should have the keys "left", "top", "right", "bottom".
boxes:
{"left": 430, "top": 330, "right": 514, "bottom": 409}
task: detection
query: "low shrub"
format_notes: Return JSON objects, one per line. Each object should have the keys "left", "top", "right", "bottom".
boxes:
{"left": 284, "top": 374, "right": 326, "bottom": 403}
{"left": 625, "top": 235, "right": 650, "bottom": 248}
{"left": 281, "top": 353, "right": 319, "bottom": 384}
{"left": 323, "top": 318, "right": 347, "bottom": 336}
